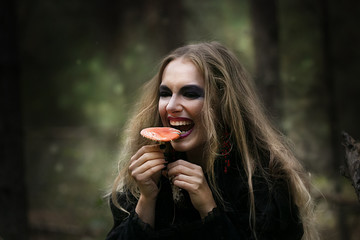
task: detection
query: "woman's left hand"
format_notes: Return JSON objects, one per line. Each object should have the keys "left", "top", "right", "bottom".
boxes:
{"left": 167, "top": 160, "right": 217, "bottom": 218}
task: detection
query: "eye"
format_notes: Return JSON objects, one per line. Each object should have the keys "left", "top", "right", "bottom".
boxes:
{"left": 159, "top": 89, "right": 172, "bottom": 98}
{"left": 180, "top": 85, "right": 204, "bottom": 99}
{"left": 183, "top": 91, "right": 202, "bottom": 99}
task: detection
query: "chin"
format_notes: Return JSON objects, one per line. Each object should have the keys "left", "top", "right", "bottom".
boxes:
{"left": 170, "top": 135, "right": 205, "bottom": 153}
{"left": 170, "top": 141, "right": 191, "bottom": 152}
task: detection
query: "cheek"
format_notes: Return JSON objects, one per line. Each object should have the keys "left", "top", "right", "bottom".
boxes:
{"left": 191, "top": 101, "right": 204, "bottom": 118}
{"left": 158, "top": 100, "right": 167, "bottom": 122}
{"left": 158, "top": 100, "right": 166, "bottom": 113}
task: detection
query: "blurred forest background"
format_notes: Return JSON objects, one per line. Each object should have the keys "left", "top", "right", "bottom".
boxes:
{"left": 1, "top": 0, "right": 360, "bottom": 239}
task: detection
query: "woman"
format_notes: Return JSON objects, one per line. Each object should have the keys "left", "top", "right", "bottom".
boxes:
{"left": 106, "top": 42, "right": 318, "bottom": 239}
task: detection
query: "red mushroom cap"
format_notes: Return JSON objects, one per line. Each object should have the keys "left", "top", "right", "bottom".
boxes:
{"left": 140, "top": 127, "right": 181, "bottom": 142}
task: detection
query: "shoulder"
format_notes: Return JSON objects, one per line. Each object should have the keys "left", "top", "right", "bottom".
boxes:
{"left": 108, "top": 191, "right": 138, "bottom": 222}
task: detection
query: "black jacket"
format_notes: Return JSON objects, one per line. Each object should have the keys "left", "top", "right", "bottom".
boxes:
{"left": 106, "top": 151, "right": 304, "bottom": 240}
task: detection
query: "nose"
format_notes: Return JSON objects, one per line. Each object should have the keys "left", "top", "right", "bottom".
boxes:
{"left": 166, "top": 94, "right": 182, "bottom": 113}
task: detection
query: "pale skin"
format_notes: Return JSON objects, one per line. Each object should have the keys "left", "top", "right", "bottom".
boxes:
{"left": 129, "top": 58, "right": 217, "bottom": 227}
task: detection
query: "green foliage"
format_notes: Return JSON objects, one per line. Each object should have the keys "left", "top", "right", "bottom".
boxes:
{"left": 57, "top": 56, "right": 127, "bottom": 129}
{"left": 279, "top": 0, "right": 331, "bottom": 171}
{"left": 185, "top": 0, "right": 254, "bottom": 70}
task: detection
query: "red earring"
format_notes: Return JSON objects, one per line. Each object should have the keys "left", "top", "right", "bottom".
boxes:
{"left": 220, "top": 131, "right": 231, "bottom": 173}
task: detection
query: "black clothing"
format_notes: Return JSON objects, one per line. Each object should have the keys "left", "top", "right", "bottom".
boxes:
{"left": 106, "top": 151, "right": 304, "bottom": 240}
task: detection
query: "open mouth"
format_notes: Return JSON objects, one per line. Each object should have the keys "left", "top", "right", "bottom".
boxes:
{"left": 169, "top": 118, "right": 194, "bottom": 138}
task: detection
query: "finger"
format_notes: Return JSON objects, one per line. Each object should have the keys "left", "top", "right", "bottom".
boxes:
{"left": 172, "top": 175, "right": 206, "bottom": 194}
{"left": 167, "top": 159, "right": 199, "bottom": 170}
{"left": 134, "top": 163, "right": 166, "bottom": 182}
{"left": 129, "top": 151, "right": 165, "bottom": 171}
{"left": 172, "top": 174, "right": 200, "bottom": 186}
{"left": 131, "top": 144, "right": 165, "bottom": 163}
{"left": 130, "top": 158, "right": 166, "bottom": 177}
{"left": 172, "top": 179, "right": 195, "bottom": 191}
{"left": 129, "top": 144, "right": 166, "bottom": 170}
{"left": 167, "top": 161, "right": 203, "bottom": 178}
{"left": 172, "top": 174, "right": 210, "bottom": 196}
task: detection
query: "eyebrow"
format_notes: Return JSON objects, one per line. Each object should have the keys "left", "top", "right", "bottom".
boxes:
{"left": 159, "top": 85, "right": 171, "bottom": 92}
{"left": 159, "top": 84, "right": 204, "bottom": 97}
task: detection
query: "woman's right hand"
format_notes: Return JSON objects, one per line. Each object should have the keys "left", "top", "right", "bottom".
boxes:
{"left": 128, "top": 144, "right": 166, "bottom": 200}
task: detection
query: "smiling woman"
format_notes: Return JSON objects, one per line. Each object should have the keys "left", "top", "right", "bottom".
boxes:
{"left": 106, "top": 42, "right": 319, "bottom": 240}
{"left": 158, "top": 58, "right": 207, "bottom": 155}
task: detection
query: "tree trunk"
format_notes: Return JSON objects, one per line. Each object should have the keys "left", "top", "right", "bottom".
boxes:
{"left": 0, "top": 0, "right": 28, "bottom": 239}
{"left": 319, "top": 0, "right": 349, "bottom": 239}
{"left": 250, "top": 0, "right": 281, "bottom": 118}
{"left": 144, "top": 0, "right": 185, "bottom": 52}
{"left": 320, "top": 0, "right": 341, "bottom": 174}
{"left": 159, "top": 0, "right": 185, "bottom": 52}
{"left": 341, "top": 132, "right": 360, "bottom": 202}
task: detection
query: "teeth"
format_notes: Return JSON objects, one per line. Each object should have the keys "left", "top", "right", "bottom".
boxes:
{"left": 170, "top": 120, "right": 192, "bottom": 126}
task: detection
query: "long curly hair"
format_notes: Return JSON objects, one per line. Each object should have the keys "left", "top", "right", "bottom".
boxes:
{"left": 110, "top": 41, "right": 318, "bottom": 240}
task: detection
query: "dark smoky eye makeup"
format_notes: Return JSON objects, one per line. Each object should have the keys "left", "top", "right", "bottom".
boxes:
{"left": 159, "top": 85, "right": 172, "bottom": 97}
{"left": 180, "top": 85, "right": 204, "bottom": 99}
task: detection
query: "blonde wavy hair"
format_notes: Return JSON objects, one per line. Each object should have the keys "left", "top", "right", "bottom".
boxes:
{"left": 111, "top": 41, "right": 318, "bottom": 240}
